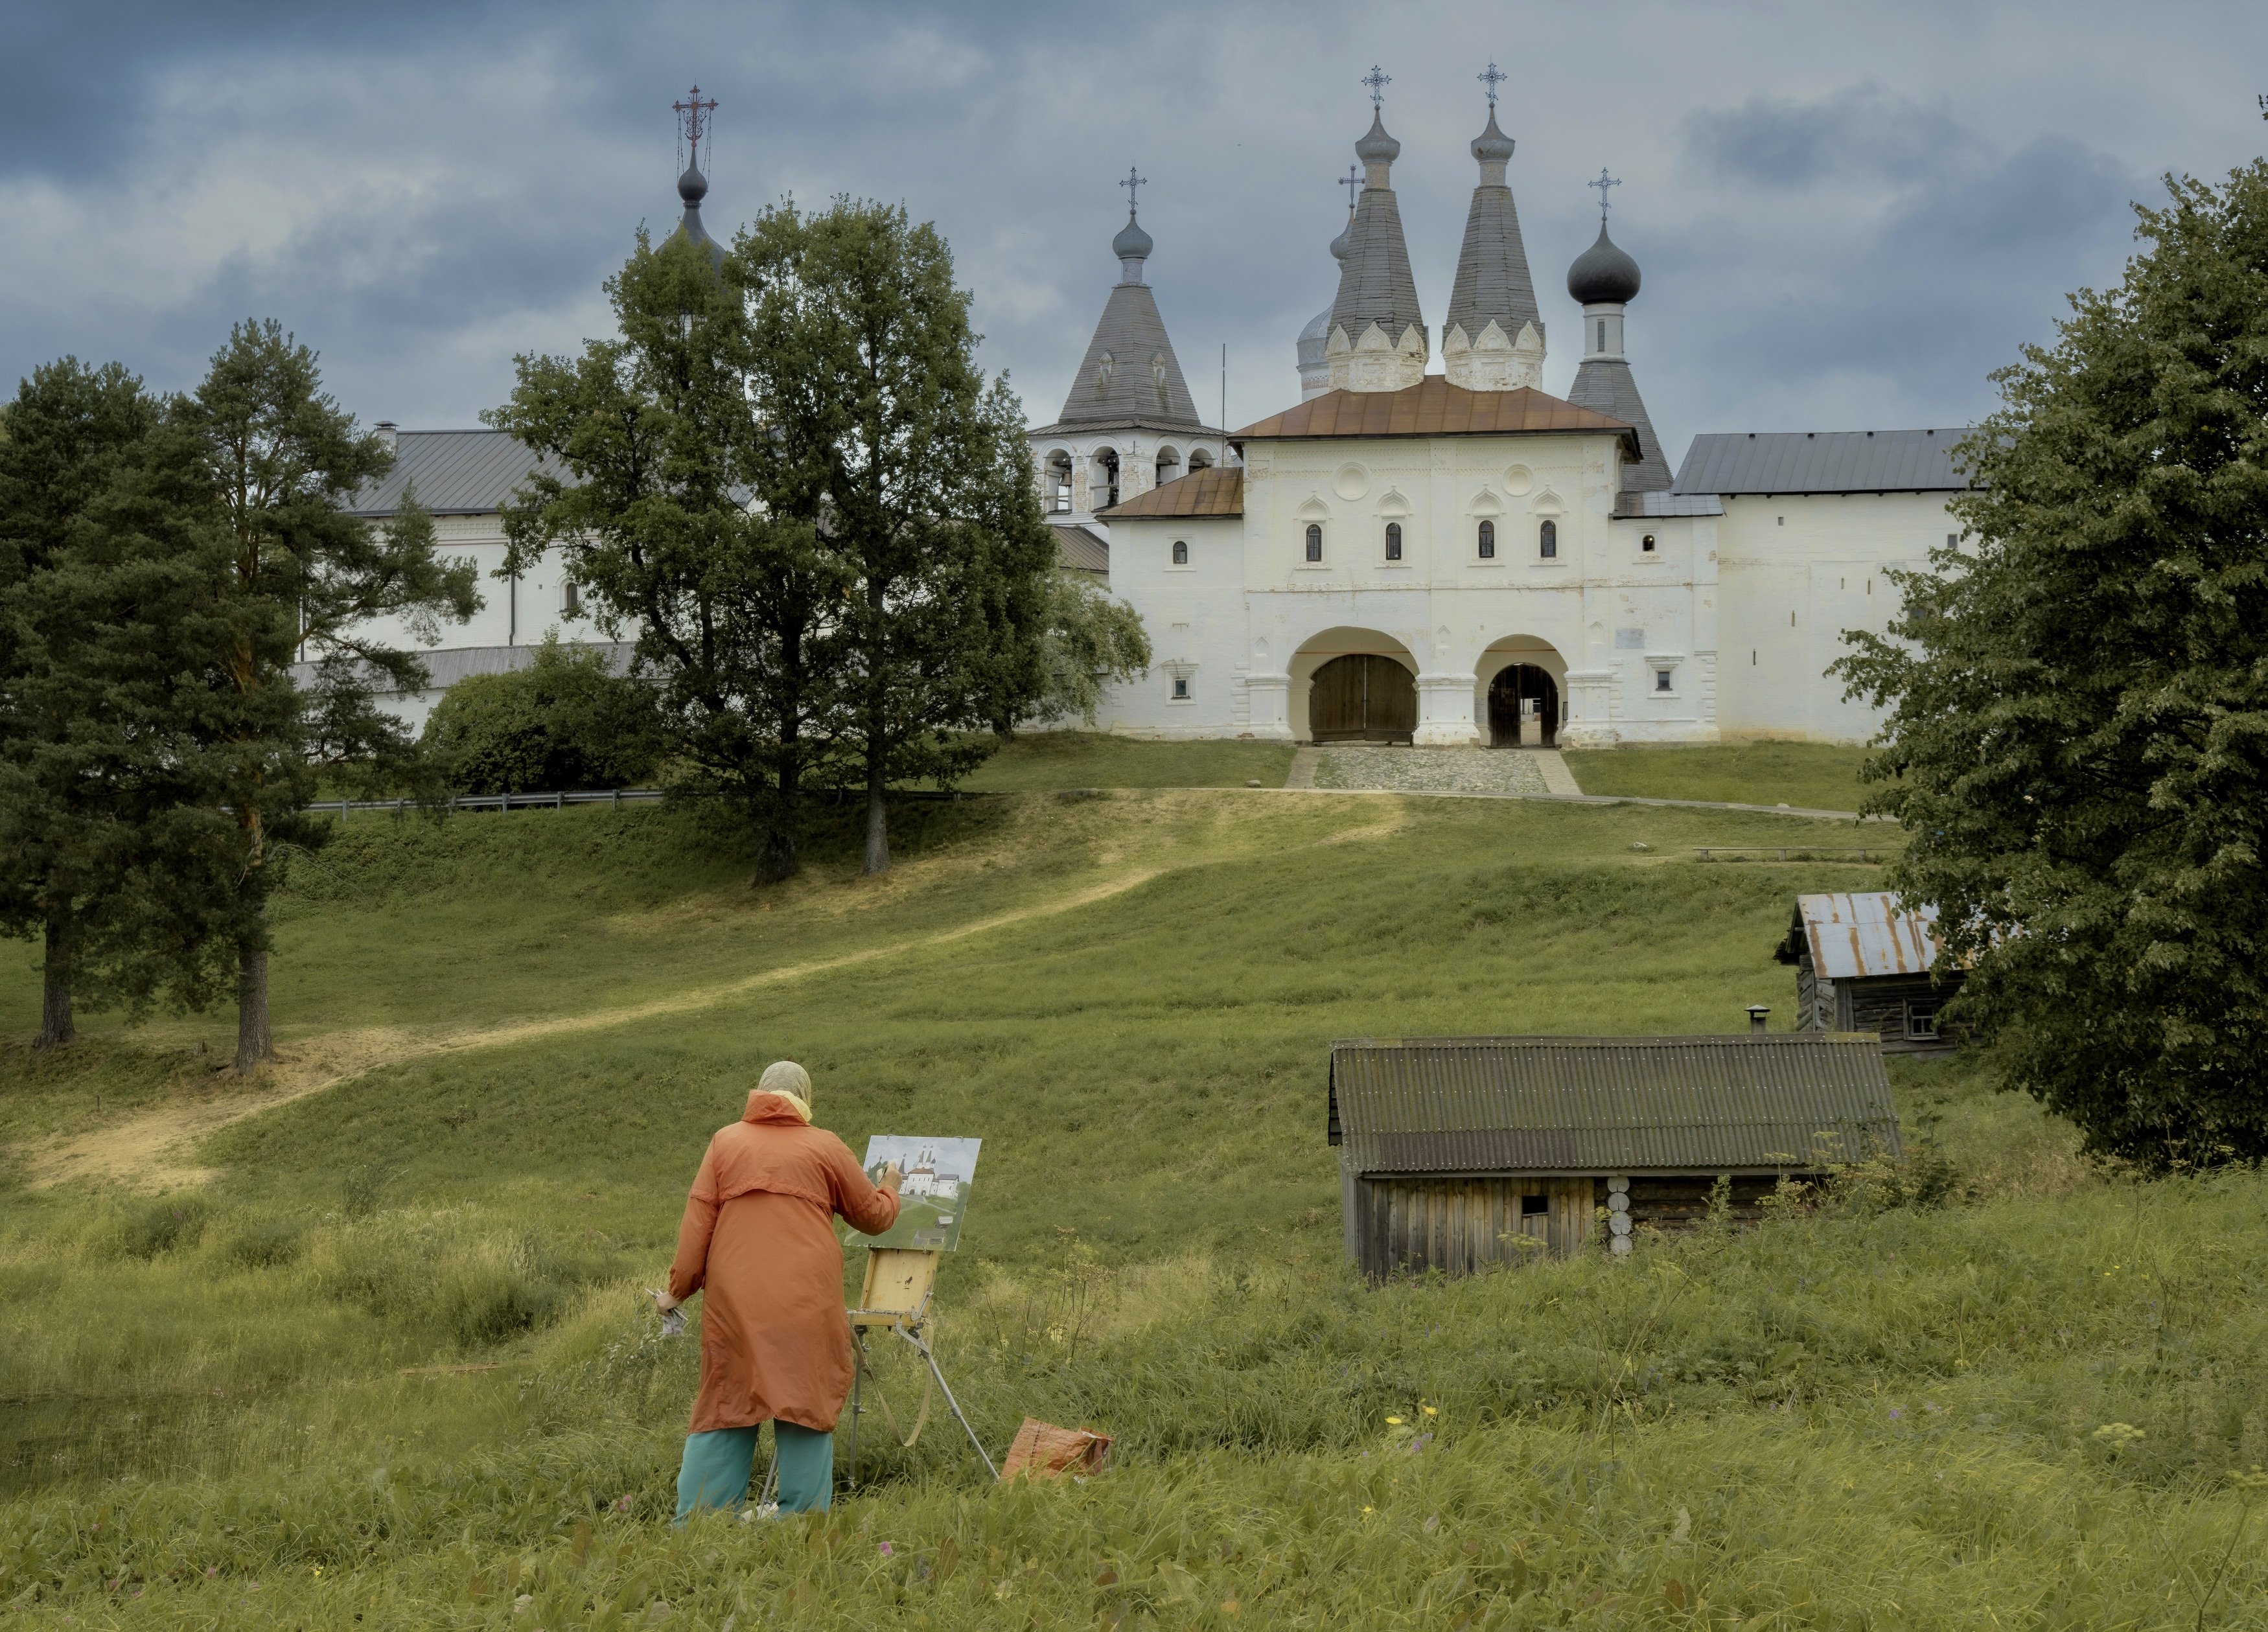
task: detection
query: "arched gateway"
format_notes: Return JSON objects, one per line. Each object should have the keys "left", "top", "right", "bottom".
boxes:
{"left": 1487, "top": 663, "right": 1559, "bottom": 747}
{"left": 1309, "top": 655, "right": 1417, "bottom": 744}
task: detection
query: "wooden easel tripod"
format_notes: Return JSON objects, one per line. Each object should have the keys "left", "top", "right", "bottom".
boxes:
{"left": 842, "top": 1247, "right": 996, "bottom": 1487}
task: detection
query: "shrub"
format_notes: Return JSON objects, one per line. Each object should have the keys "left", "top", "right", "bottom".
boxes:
{"left": 120, "top": 1195, "right": 208, "bottom": 1259}
{"left": 222, "top": 1217, "right": 305, "bottom": 1269}
{"left": 422, "top": 633, "right": 664, "bottom": 794}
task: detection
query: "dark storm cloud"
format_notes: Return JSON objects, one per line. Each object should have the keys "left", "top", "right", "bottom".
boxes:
{"left": 1, "top": 1, "right": 2260, "bottom": 450}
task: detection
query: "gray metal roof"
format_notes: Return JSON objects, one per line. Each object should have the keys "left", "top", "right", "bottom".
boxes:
{"left": 349, "top": 430, "right": 568, "bottom": 518}
{"left": 287, "top": 641, "right": 638, "bottom": 694}
{"left": 1442, "top": 157, "right": 1542, "bottom": 356}
{"left": 1673, "top": 430, "right": 1972, "bottom": 495}
{"left": 1328, "top": 1035, "right": 1901, "bottom": 1176}
{"left": 1056, "top": 279, "right": 1205, "bottom": 429}
{"left": 1790, "top": 893, "right": 1945, "bottom": 981}
{"left": 1614, "top": 489, "right": 1722, "bottom": 518}
{"left": 1049, "top": 523, "right": 1109, "bottom": 578}
{"left": 1568, "top": 360, "right": 1671, "bottom": 492}
{"left": 1330, "top": 140, "right": 1426, "bottom": 353}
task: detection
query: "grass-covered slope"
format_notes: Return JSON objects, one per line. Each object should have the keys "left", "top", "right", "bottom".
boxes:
{"left": 1562, "top": 742, "right": 1875, "bottom": 812}
{"left": 3, "top": 792, "right": 2264, "bottom": 1629}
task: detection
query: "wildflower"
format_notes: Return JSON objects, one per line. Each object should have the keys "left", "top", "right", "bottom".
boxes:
{"left": 1888, "top": 1408, "right": 1903, "bottom": 1420}
{"left": 1421, "top": 1406, "right": 1438, "bottom": 1417}
{"left": 1361, "top": 1506, "right": 1374, "bottom": 1515}
{"left": 1385, "top": 1416, "right": 1403, "bottom": 1426}
{"left": 879, "top": 1541, "right": 894, "bottom": 1557}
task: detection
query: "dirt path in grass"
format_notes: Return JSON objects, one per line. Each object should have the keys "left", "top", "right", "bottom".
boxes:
{"left": 26, "top": 865, "right": 1171, "bottom": 1193}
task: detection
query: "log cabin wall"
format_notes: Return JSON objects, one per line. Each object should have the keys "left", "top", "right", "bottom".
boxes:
{"left": 1351, "top": 1175, "right": 1595, "bottom": 1280}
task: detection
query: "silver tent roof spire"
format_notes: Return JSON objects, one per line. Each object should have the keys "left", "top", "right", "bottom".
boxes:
{"left": 1326, "top": 70, "right": 1427, "bottom": 393}
{"left": 1442, "top": 71, "right": 1544, "bottom": 391}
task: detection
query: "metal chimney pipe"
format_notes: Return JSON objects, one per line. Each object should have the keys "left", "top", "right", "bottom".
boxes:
{"left": 1746, "top": 1005, "right": 1770, "bottom": 1034}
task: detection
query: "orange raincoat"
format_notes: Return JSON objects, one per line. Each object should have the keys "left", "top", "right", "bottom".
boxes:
{"left": 667, "top": 1091, "right": 901, "bottom": 1435}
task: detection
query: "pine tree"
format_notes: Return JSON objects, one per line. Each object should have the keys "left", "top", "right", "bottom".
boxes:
{"left": 182, "top": 321, "right": 480, "bottom": 1073}
{"left": 492, "top": 227, "right": 851, "bottom": 883}
{"left": 1837, "top": 160, "right": 2268, "bottom": 1168}
{"left": 739, "top": 200, "right": 1057, "bottom": 874}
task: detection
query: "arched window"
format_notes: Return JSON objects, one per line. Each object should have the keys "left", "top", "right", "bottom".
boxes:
{"left": 1641, "top": 533, "right": 1656, "bottom": 554}
{"left": 1385, "top": 522, "right": 1402, "bottom": 562}
{"left": 1190, "top": 448, "right": 1214, "bottom": 472}
{"left": 1155, "top": 446, "right": 1181, "bottom": 487}
{"left": 1304, "top": 524, "right": 1323, "bottom": 562}
{"left": 1477, "top": 519, "right": 1496, "bottom": 558}
{"left": 1539, "top": 519, "right": 1558, "bottom": 558}
{"left": 1171, "top": 539, "right": 1189, "bottom": 566}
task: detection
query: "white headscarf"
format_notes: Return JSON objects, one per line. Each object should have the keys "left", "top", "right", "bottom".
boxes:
{"left": 757, "top": 1059, "right": 813, "bottom": 1123}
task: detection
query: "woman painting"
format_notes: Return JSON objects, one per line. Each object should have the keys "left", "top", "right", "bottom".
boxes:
{"left": 656, "top": 1060, "right": 902, "bottom": 1519}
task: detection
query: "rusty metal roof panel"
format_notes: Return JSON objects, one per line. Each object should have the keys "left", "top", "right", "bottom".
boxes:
{"left": 1328, "top": 1035, "right": 1900, "bottom": 1176}
{"left": 1796, "top": 892, "right": 1944, "bottom": 980}
{"left": 1098, "top": 466, "right": 1244, "bottom": 519}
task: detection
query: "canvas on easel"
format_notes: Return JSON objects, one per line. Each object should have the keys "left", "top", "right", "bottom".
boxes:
{"left": 860, "top": 1136, "right": 980, "bottom": 1252}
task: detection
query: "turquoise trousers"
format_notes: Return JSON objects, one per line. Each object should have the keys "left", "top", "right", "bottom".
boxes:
{"left": 674, "top": 1422, "right": 833, "bottom": 1521}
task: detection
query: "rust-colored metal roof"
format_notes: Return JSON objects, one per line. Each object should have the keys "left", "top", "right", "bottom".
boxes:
{"left": 1327, "top": 1035, "right": 1900, "bottom": 1177}
{"left": 1234, "top": 379, "right": 1640, "bottom": 458}
{"left": 1098, "top": 465, "right": 1244, "bottom": 520}
{"left": 1795, "top": 893, "right": 1944, "bottom": 980}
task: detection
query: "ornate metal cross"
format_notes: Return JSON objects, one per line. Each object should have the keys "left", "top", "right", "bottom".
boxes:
{"left": 1477, "top": 62, "right": 1507, "bottom": 108}
{"left": 1339, "top": 164, "right": 1362, "bottom": 212}
{"left": 673, "top": 86, "right": 719, "bottom": 170}
{"left": 1590, "top": 167, "right": 1621, "bottom": 221}
{"left": 1119, "top": 165, "right": 1147, "bottom": 213}
{"left": 1361, "top": 65, "right": 1391, "bottom": 107}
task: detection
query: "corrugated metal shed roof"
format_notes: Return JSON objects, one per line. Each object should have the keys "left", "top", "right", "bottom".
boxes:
{"left": 1328, "top": 1035, "right": 1899, "bottom": 1176}
{"left": 348, "top": 430, "right": 570, "bottom": 518}
{"left": 1672, "top": 429, "right": 1971, "bottom": 495}
{"left": 1099, "top": 466, "right": 1244, "bottom": 520}
{"left": 1795, "top": 893, "right": 1944, "bottom": 980}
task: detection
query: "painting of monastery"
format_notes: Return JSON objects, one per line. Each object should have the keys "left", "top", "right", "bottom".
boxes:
{"left": 860, "top": 1136, "right": 982, "bottom": 1252}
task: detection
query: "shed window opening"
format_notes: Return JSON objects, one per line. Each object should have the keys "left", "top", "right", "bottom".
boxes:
{"left": 1172, "top": 675, "right": 1190, "bottom": 701}
{"left": 1385, "top": 521, "right": 1402, "bottom": 561}
{"left": 1171, "top": 539, "right": 1188, "bottom": 566}
{"left": 1304, "top": 523, "right": 1323, "bottom": 562}
{"left": 1904, "top": 1002, "right": 1940, "bottom": 1040}
{"left": 1520, "top": 1193, "right": 1549, "bottom": 1217}
{"left": 1655, "top": 668, "right": 1673, "bottom": 693}
{"left": 1477, "top": 519, "right": 1496, "bottom": 558}
{"left": 1538, "top": 518, "right": 1556, "bottom": 558}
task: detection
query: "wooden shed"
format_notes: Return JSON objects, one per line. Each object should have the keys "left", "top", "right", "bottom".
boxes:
{"left": 1328, "top": 1035, "right": 1901, "bottom": 1280}
{"left": 1775, "top": 892, "right": 1965, "bottom": 1052}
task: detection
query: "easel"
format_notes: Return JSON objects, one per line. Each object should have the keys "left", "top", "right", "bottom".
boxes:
{"left": 843, "top": 1247, "right": 997, "bottom": 1486}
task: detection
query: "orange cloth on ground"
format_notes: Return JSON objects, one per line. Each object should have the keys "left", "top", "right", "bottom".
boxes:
{"left": 667, "top": 1090, "right": 901, "bottom": 1435}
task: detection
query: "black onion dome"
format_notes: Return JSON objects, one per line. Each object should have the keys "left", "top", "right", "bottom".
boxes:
{"left": 678, "top": 165, "right": 709, "bottom": 205}
{"left": 1567, "top": 223, "right": 1641, "bottom": 305}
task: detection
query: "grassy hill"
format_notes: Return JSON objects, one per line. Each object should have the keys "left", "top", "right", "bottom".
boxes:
{"left": 2, "top": 785, "right": 2263, "bottom": 1628}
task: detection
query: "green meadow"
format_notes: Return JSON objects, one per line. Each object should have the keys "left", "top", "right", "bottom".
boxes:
{"left": 2, "top": 777, "right": 2264, "bottom": 1628}
{"left": 1562, "top": 742, "right": 1875, "bottom": 814}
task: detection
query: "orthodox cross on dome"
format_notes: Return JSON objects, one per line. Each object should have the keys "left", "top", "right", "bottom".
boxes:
{"left": 1477, "top": 62, "right": 1507, "bottom": 108}
{"left": 1119, "top": 164, "right": 1147, "bottom": 215}
{"left": 673, "top": 85, "right": 719, "bottom": 171}
{"left": 1339, "top": 163, "right": 1361, "bottom": 212}
{"left": 1590, "top": 167, "right": 1622, "bottom": 223}
{"left": 1361, "top": 65, "right": 1391, "bottom": 108}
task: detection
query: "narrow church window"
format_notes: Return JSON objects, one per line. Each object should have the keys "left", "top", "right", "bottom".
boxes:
{"left": 1641, "top": 534, "right": 1656, "bottom": 553}
{"left": 1172, "top": 675, "right": 1190, "bottom": 700}
{"left": 562, "top": 581, "right": 581, "bottom": 614}
{"left": 1777, "top": 516, "right": 1785, "bottom": 527}
{"left": 1752, "top": 650, "right": 1757, "bottom": 665}
{"left": 1306, "top": 524, "right": 1323, "bottom": 562}
{"left": 1790, "top": 611, "right": 1796, "bottom": 626}
{"left": 1538, "top": 519, "right": 1556, "bottom": 559}
{"left": 1477, "top": 520, "right": 1494, "bottom": 558}
{"left": 1655, "top": 668, "right": 1673, "bottom": 692}
{"left": 1385, "top": 522, "right": 1402, "bottom": 561}
{"left": 1172, "top": 540, "right": 1188, "bottom": 566}
{"left": 1597, "top": 319, "right": 1606, "bottom": 351}
{"left": 1947, "top": 533, "right": 1958, "bottom": 548}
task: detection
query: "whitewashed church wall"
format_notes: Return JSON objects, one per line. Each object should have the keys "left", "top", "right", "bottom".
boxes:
{"left": 1094, "top": 516, "right": 1248, "bottom": 738}
{"left": 1715, "top": 492, "right": 1952, "bottom": 743}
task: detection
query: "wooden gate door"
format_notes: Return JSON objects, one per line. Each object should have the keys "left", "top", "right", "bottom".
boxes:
{"left": 1485, "top": 664, "right": 1560, "bottom": 747}
{"left": 1309, "top": 655, "right": 1415, "bottom": 744}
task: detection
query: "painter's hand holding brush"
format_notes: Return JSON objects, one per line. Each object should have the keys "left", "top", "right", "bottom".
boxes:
{"left": 876, "top": 1162, "right": 904, "bottom": 1193}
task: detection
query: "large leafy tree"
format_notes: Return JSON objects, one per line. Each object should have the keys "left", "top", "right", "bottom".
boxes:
{"left": 492, "top": 229, "right": 847, "bottom": 883}
{"left": 1838, "top": 160, "right": 2268, "bottom": 1168}
{"left": 183, "top": 321, "right": 479, "bottom": 1073}
{"left": 740, "top": 199, "right": 1058, "bottom": 874}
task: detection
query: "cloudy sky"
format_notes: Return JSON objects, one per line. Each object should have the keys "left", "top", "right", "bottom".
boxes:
{"left": 5, "top": 1, "right": 2263, "bottom": 469}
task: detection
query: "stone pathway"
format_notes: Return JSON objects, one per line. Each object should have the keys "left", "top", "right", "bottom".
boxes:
{"left": 1283, "top": 746, "right": 1321, "bottom": 789}
{"left": 1532, "top": 749, "right": 1583, "bottom": 796}
{"left": 1315, "top": 746, "right": 1549, "bottom": 795}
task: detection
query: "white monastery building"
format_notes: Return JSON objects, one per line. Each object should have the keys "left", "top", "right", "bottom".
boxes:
{"left": 1037, "top": 83, "right": 1968, "bottom": 748}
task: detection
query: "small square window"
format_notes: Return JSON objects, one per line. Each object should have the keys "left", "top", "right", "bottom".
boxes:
{"left": 1520, "top": 1193, "right": 1549, "bottom": 1217}
{"left": 1654, "top": 669, "right": 1673, "bottom": 693}
{"left": 1904, "top": 1003, "right": 1939, "bottom": 1039}
{"left": 1947, "top": 533, "right": 1958, "bottom": 549}
{"left": 1171, "top": 540, "right": 1188, "bottom": 566}
{"left": 1641, "top": 534, "right": 1656, "bottom": 553}
{"left": 1172, "top": 676, "right": 1190, "bottom": 700}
